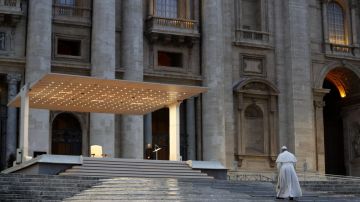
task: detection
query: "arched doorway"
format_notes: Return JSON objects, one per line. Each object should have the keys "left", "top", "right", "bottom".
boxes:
{"left": 322, "top": 67, "right": 360, "bottom": 175}
{"left": 51, "top": 113, "right": 82, "bottom": 155}
{"left": 323, "top": 79, "right": 345, "bottom": 175}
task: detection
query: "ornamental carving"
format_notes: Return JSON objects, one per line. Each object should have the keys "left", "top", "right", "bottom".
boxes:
{"left": 243, "top": 82, "right": 268, "bottom": 91}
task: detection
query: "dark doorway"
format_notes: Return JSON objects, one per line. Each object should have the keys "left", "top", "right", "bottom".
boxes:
{"left": 152, "top": 108, "right": 169, "bottom": 160}
{"left": 323, "top": 79, "right": 346, "bottom": 175}
{"left": 51, "top": 113, "right": 82, "bottom": 155}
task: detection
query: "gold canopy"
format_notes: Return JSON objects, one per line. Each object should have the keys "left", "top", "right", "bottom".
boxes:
{"left": 8, "top": 73, "right": 207, "bottom": 115}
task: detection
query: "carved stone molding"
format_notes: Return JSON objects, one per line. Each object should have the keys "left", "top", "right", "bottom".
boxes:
{"left": 6, "top": 72, "right": 21, "bottom": 84}
{"left": 243, "top": 82, "right": 268, "bottom": 91}
{"left": 269, "top": 156, "right": 276, "bottom": 168}
{"left": 314, "top": 100, "right": 326, "bottom": 108}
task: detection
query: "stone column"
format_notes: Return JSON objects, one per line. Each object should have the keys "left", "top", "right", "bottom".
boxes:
{"left": 90, "top": 0, "right": 116, "bottom": 157}
{"left": 120, "top": 0, "right": 144, "bottom": 159}
{"left": 25, "top": 0, "right": 52, "bottom": 157}
{"left": 313, "top": 88, "right": 330, "bottom": 174}
{"left": 186, "top": 98, "right": 196, "bottom": 160}
{"left": 201, "top": 0, "right": 226, "bottom": 165}
{"left": 5, "top": 73, "right": 21, "bottom": 167}
{"left": 283, "top": 1, "right": 315, "bottom": 171}
{"left": 144, "top": 113, "right": 152, "bottom": 148}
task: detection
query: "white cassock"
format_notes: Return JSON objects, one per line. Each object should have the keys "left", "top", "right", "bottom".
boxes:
{"left": 276, "top": 151, "right": 302, "bottom": 198}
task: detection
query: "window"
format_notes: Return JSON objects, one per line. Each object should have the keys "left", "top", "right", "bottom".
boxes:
{"left": 0, "top": 32, "right": 6, "bottom": 50}
{"left": 327, "top": 3, "right": 347, "bottom": 45}
{"left": 155, "top": 0, "right": 192, "bottom": 19}
{"left": 57, "top": 39, "right": 81, "bottom": 56}
{"left": 241, "top": 0, "right": 261, "bottom": 31}
{"left": 57, "top": 0, "right": 75, "bottom": 6}
{"left": 158, "top": 51, "right": 182, "bottom": 68}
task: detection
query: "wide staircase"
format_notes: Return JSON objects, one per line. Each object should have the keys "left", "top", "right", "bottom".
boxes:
{"left": 1, "top": 172, "right": 360, "bottom": 201}
{"left": 0, "top": 173, "right": 100, "bottom": 201}
{"left": 59, "top": 157, "right": 213, "bottom": 179}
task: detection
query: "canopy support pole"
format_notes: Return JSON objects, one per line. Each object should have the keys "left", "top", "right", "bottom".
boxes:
{"left": 18, "top": 84, "right": 31, "bottom": 163}
{"left": 169, "top": 102, "right": 181, "bottom": 161}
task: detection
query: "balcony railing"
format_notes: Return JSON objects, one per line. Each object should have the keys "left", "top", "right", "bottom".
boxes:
{"left": 53, "top": 2, "right": 91, "bottom": 25}
{"left": 147, "top": 16, "right": 199, "bottom": 36}
{"left": 234, "top": 29, "right": 270, "bottom": 47}
{"left": 0, "top": 0, "right": 21, "bottom": 13}
{"left": 328, "top": 43, "right": 355, "bottom": 56}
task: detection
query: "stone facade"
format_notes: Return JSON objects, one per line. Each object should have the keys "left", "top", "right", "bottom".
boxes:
{"left": 0, "top": 0, "right": 360, "bottom": 176}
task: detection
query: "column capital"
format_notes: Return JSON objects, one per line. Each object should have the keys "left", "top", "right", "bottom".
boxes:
{"left": 314, "top": 100, "right": 326, "bottom": 108}
{"left": 7, "top": 73, "right": 21, "bottom": 84}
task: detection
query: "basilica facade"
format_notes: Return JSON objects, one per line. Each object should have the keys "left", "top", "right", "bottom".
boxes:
{"left": 0, "top": 0, "right": 359, "bottom": 176}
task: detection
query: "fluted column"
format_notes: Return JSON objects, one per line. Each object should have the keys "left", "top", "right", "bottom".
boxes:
{"left": 186, "top": 98, "right": 196, "bottom": 160}
{"left": 201, "top": 0, "right": 226, "bottom": 165}
{"left": 5, "top": 73, "right": 21, "bottom": 167}
{"left": 90, "top": 0, "right": 116, "bottom": 157}
{"left": 25, "top": 0, "right": 52, "bottom": 158}
{"left": 120, "top": 0, "right": 144, "bottom": 159}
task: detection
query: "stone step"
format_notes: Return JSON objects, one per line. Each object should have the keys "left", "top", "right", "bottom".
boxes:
{"left": 82, "top": 161, "right": 189, "bottom": 168}
{"left": 64, "top": 168, "right": 205, "bottom": 175}
{"left": 82, "top": 157, "right": 188, "bottom": 166}
{"left": 0, "top": 181, "right": 98, "bottom": 187}
{"left": 70, "top": 165, "right": 200, "bottom": 172}
{"left": 60, "top": 172, "right": 214, "bottom": 179}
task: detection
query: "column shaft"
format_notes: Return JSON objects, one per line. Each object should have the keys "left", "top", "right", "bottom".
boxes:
{"left": 284, "top": 1, "right": 315, "bottom": 170}
{"left": 25, "top": 0, "right": 52, "bottom": 157}
{"left": 201, "top": 0, "right": 226, "bottom": 165}
{"left": 120, "top": 0, "right": 144, "bottom": 159}
{"left": 144, "top": 114, "right": 152, "bottom": 147}
{"left": 90, "top": 0, "right": 116, "bottom": 157}
{"left": 5, "top": 73, "right": 20, "bottom": 167}
{"left": 186, "top": 98, "right": 196, "bottom": 160}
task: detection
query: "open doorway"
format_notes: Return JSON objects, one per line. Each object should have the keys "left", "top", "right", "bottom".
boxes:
{"left": 152, "top": 108, "right": 169, "bottom": 160}
{"left": 323, "top": 79, "right": 345, "bottom": 175}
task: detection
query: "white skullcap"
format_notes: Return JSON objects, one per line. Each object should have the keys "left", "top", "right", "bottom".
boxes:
{"left": 281, "top": 146, "right": 287, "bottom": 150}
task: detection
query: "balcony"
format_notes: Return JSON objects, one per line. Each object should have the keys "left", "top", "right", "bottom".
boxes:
{"left": 0, "top": 0, "right": 22, "bottom": 26}
{"left": 234, "top": 29, "right": 271, "bottom": 49}
{"left": 52, "top": 2, "right": 91, "bottom": 26}
{"left": 325, "top": 43, "right": 359, "bottom": 58}
{"left": 146, "top": 16, "right": 200, "bottom": 46}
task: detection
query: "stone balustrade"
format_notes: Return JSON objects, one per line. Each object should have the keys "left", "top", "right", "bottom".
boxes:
{"left": 234, "top": 29, "right": 270, "bottom": 46}
{"left": 147, "top": 16, "right": 199, "bottom": 37}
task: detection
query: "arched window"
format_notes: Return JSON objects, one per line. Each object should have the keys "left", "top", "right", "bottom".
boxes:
{"left": 327, "top": 3, "right": 347, "bottom": 45}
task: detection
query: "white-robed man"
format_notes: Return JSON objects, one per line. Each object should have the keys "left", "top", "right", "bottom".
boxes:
{"left": 276, "top": 146, "right": 302, "bottom": 200}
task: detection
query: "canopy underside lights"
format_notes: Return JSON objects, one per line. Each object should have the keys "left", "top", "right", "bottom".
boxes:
{"left": 8, "top": 73, "right": 207, "bottom": 115}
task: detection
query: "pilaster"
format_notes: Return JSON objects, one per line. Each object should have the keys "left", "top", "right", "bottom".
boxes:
{"left": 313, "top": 88, "right": 330, "bottom": 174}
